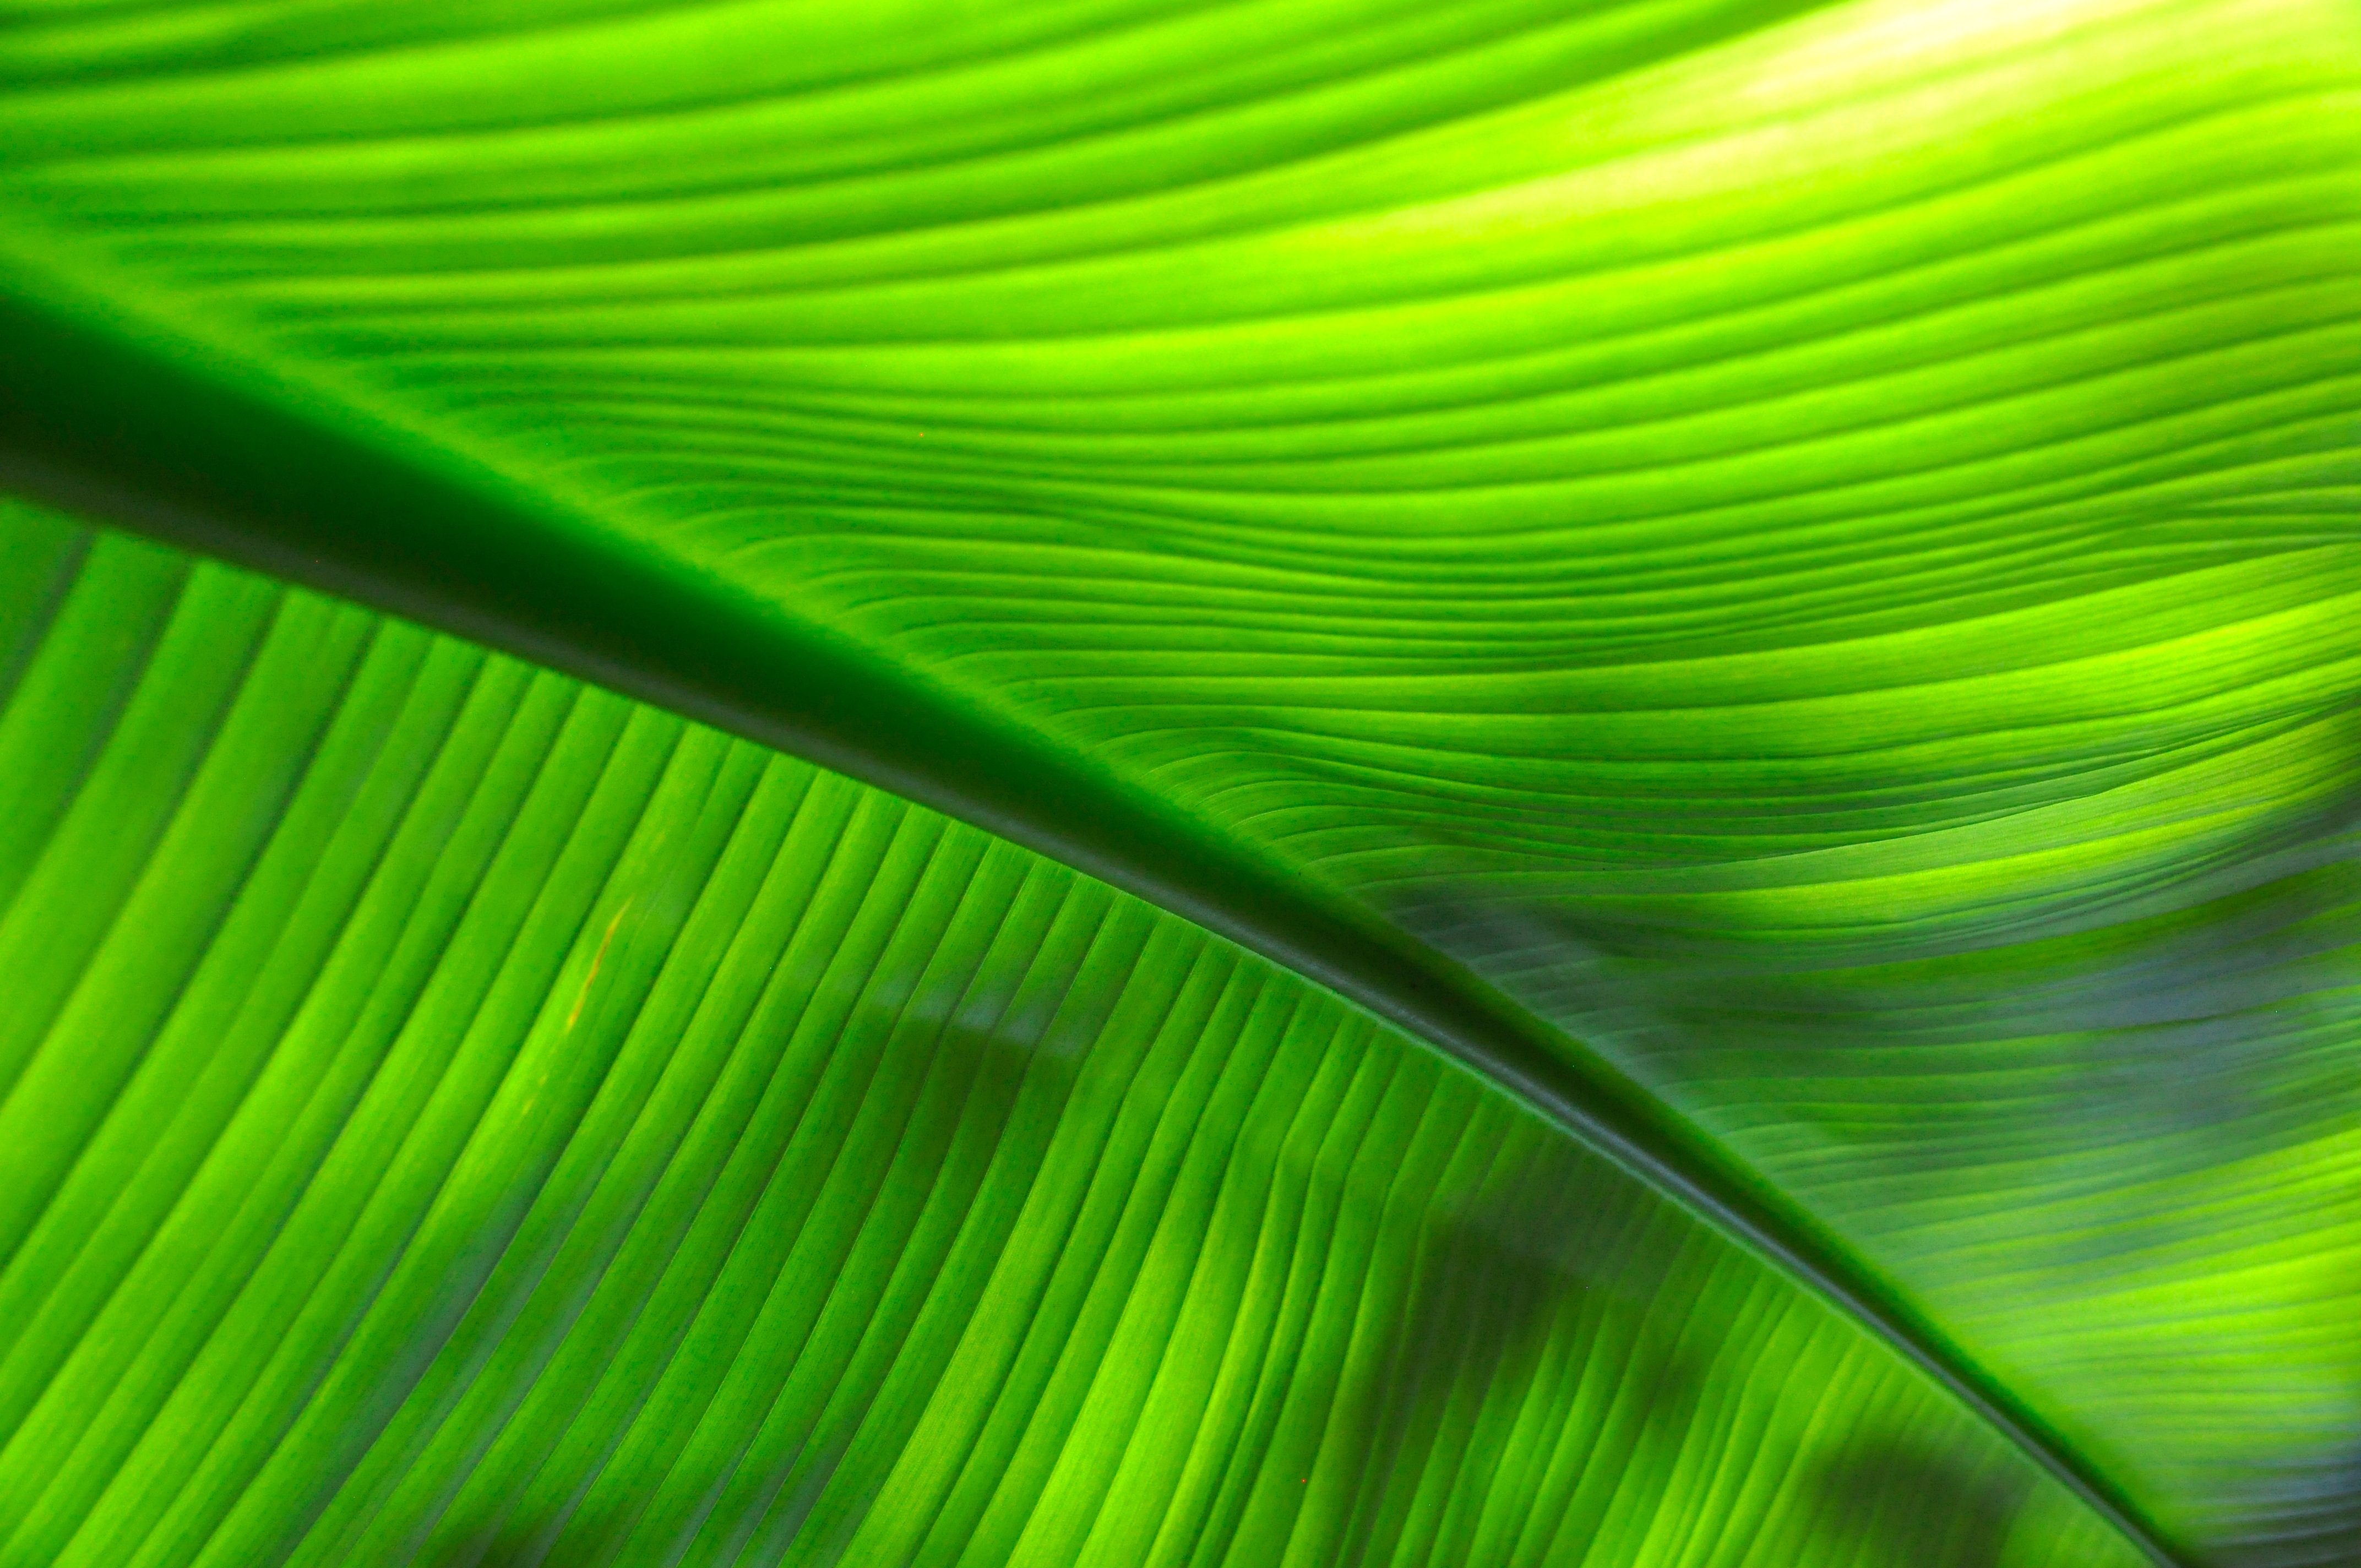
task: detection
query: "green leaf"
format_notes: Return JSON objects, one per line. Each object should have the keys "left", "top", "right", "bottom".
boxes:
{"left": 0, "top": 497, "right": 2146, "bottom": 1568}
{"left": 1, "top": 1, "right": 2356, "bottom": 1564}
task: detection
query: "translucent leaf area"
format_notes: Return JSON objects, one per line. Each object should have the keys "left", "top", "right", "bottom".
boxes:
{"left": 0, "top": 500, "right": 2144, "bottom": 1568}
{"left": 3, "top": 0, "right": 2359, "bottom": 1562}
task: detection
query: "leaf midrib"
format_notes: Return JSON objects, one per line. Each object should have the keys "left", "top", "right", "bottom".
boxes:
{"left": 0, "top": 227, "right": 2185, "bottom": 1568}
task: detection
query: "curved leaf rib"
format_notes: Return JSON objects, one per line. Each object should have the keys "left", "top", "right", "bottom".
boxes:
{"left": 0, "top": 199, "right": 2179, "bottom": 1567}
{"left": 5, "top": 0, "right": 2357, "bottom": 1560}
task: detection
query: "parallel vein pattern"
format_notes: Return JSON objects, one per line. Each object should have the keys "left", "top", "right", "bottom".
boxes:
{"left": 0, "top": 501, "right": 2145, "bottom": 1568}
{"left": 3, "top": 0, "right": 2358, "bottom": 1560}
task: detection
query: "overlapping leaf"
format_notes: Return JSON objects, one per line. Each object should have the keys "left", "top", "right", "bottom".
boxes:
{"left": 0, "top": 499, "right": 2146, "bottom": 1568}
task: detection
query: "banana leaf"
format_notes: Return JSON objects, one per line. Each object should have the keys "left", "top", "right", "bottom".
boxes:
{"left": 0, "top": 1, "right": 2355, "bottom": 1565}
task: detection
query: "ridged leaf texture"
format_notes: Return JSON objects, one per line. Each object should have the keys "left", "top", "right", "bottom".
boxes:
{"left": 1, "top": 2, "right": 2357, "bottom": 1566}
{"left": 0, "top": 500, "right": 2153, "bottom": 1568}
